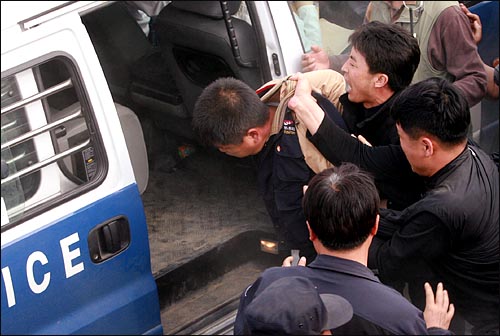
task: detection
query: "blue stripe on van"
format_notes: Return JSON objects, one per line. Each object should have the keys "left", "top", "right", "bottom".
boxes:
{"left": 1, "top": 183, "right": 163, "bottom": 335}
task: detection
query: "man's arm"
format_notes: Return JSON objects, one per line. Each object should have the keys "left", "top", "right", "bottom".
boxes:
{"left": 459, "top": 3, "right": 499, "bottom": 101}
{"left": 287, "top": 73, "right": 411, "bottom": 177}
{"left": 293, "top": 1, "right": 322, "bottom": 52}
{"left": 368, "top": 210, "right": 451, "bottom": 281}
{"left": 428, "top": 6, "right": 487, "bottom": 106}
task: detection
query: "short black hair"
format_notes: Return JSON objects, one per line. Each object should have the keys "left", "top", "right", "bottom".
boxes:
{"left": 390, "top": 77, "right": 470, "bottom": 145}
{"left": 349, "top": 21, "right": 420, "bottom": 92}
{"left": 302, "top": 163, "right": 379, "bottom": 251}
{"left": 192, "top": 77, "right": 268, "bottom": 146}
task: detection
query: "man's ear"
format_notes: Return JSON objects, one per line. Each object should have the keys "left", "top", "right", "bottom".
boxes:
{"left": 246, "top": 128, "right": 261, "bottom": 143}
{"left": 374, "top": 73, "right": 389, "bottom": 88}
{"left": 370, "top": 214, "right": 379, "bottom": 236}
{"left": 422, "top": 137, "right": 434, "bottom": 157}
{"left": 306, "top": 221, "right": 317, "bottom": 242}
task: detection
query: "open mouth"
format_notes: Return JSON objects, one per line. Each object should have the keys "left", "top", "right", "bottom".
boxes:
{"left": 345, "top": 81, "right": 351, "bottom": 93}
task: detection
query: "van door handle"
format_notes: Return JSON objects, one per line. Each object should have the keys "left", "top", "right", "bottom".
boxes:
{"left": 87, "top": 216, "right": 130, "bottom": 263}
{"left": 102, "top": 223, "right": 120, "bottom": 252}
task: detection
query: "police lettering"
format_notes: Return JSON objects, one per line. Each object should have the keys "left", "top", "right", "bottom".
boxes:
{"left": 1, "top": 232, "right": 84, "bottom": 308}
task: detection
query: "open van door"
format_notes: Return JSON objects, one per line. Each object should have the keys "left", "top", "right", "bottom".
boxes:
{"left": 1, "top": 2, "right": 162, "bottom": 334}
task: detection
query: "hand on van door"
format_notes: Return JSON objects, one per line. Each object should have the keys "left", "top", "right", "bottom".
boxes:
{"left": 301, "top": 45, "right": 330, "bottom": 72}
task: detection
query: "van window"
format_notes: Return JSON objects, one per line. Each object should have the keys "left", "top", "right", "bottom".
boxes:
{"left": 1, "top": 57, "right": 106, "bottom": 228}
{"left": 288, "top": 1, "right": 322, "bottom": 53}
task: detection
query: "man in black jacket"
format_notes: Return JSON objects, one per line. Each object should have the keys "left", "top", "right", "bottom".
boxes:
{"left": 306, "top": 22, "right": 422, "bottom": 210}
{"left": 288, "top": 75, "right": 499, "bottom": 335}
{"left": 338, "top": 21, "right": 420, "bottom": 148}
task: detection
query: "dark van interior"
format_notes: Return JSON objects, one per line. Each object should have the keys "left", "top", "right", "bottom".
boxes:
{"left": 81, "top": 1, "right": 266, "bottom": 141}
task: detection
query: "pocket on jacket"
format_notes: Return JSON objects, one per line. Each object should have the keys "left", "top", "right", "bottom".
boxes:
{"left": 274, "top": 138, "right": 310, "bottom": 184}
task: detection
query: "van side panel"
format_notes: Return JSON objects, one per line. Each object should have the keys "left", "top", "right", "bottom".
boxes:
{"left": 1, "top": 184, "right": 162, "bottom": 334}
{"left": 2, "top": 3, "right": 162, "bottom": 334}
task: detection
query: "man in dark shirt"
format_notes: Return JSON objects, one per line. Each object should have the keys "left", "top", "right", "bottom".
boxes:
{"left": 192, "top": 71, "right": 345, "bottom": 262}
{"left": 308, "top": 22, "right": 422, "bottom": 210}
{"left": 288, "top": 74, "right": 499, "bottom": 335}
{"left": 339, "top": 21, "right": 420, "bottom": 147}
{"left": 235, "top": 163, "right": 454, "bottom": 335}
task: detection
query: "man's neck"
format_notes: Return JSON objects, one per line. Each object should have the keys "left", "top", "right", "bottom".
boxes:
{"left": 314, "top": 240, "right": 370, "bottom": 267}
{"left": 426, "top": 142, "right": 468, "bottom": 177}
{"left": 362, "top": 89, "right": 394, "bottom": 109}
{"left": 264, "top": 104, "right": 277, "bottom": 140}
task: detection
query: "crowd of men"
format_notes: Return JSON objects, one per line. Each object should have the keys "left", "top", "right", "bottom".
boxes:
{"left": 192, "top": 2, "right": 498, "bottom": 335}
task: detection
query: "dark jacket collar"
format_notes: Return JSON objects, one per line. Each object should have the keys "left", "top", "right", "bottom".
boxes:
{"left": 424, "top": 144, "right": 470, "bottom": 189}
{"left": 339, "top": 93, "right": 395, "bottom": 129}
{"left": 308, "top": 253, "right": 382, "bottom": 284}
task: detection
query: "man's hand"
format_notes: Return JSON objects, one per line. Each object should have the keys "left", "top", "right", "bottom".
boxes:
{"left": 282, "top": 255, "right": 307, "bottom": 267}
{"left": 301, "top": 45, "right": 330, "bottom": 72}
{"left": 352, "top": 134, "right": 372, "bottom": 147}
{"left": 423, "top": 282, "right": 455, "bottom": 330}
{"left": 288, "top": 72, "right": 314, "bottom": 99}
{"left": 287, "top": 72, "right": 315, "bottom": 113}
{"left": 288, "top": 72, "right": 324, "bottom": 135}
{"left": 460, "top": 3, "right": 482, "bottom": 45}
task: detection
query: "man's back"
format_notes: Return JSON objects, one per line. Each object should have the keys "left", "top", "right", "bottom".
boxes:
{"left": 373, "top": 144, "right": 499, "bottom": 332}
{"left": 235, "top": 254, "right": 430, "bottom": 335}
{"left": 430, "top": 146, "right": 498, "bottom": 332}
{"left": 290, "top": 76, "right": 499, "bottom": 333}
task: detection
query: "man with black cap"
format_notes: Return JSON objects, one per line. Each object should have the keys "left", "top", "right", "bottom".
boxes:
{"left": 234, "top": 163, "right": 454, "bottom": 335}
{"left": 243, "top": 276, "right": 353, "bottom": 335}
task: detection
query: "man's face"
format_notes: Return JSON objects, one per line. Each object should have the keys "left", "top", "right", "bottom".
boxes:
{"left": 341, "top": 47, "right": 379, "bottom": 107}
{"left": 397, "top": 123, "right": 425, "bottom": 175}
{"left": 216, "top": 136, "right": 263, "bottom": 158}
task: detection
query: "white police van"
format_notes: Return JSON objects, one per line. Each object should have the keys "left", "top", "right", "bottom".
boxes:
{"left": 0, "top": 1, "right": 304, "bottom": 334}
{"left": 2, "top": 1, "right": 497, "bottom": 334}
{"left": 1, "top": 1, "right": 164, "bottom": 334}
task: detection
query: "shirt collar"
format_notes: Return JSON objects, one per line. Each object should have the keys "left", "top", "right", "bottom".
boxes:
{"left": 424, "top": 144, "right": 470, "bottom": 189}
{"left": 308, "top": 254, "right": 382, "bottom": 283}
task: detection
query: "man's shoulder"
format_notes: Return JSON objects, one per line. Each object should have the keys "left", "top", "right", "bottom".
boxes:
{"left": 257, "top": 264, "right": 427, "bottom": 333}
{"left": 257, "top": 262, "right": 424, "bottom": 312}
{"left": 260, "top": 265, "right": 311, "bottom": 279}
{"left": 253, "top": 266, "right": 312, "bottom": 294}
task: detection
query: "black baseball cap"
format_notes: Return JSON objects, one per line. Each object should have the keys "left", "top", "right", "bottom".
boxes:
{"left": 244, "top": 276, "right": 353, "bottom": 335}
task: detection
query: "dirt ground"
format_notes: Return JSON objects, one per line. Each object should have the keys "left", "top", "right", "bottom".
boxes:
{"left": 141, "top": 146, "right": 274, "bottom": 276}
{"left": 139, "top": 146, "right": 281, "bottom": 334}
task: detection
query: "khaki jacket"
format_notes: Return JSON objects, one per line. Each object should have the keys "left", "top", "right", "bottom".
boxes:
{"left": 258, "top": 69, "right": 345, "bottom": 173}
